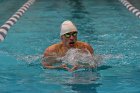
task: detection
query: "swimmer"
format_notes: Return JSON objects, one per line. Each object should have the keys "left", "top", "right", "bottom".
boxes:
{"left": 42, "top": 20, "right": 95, "bottom": 72}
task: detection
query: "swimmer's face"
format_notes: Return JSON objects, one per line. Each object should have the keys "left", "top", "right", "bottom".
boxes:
{"left": 61, "top": 31, "right": 77, "bottom": 48}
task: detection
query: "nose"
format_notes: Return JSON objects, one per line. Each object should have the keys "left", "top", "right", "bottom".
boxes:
{"left": 69, "top": 35, "right": 74, "bottom": 40}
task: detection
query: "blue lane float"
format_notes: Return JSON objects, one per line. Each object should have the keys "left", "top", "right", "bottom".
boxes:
{"left": 119, "top": 0, "right": 140, "bottom": 18}
{"left": 0, "top": 0, "right": 35, "bottom": 42}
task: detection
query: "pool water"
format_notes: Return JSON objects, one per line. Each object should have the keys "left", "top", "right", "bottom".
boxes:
{"left": 0, "top": 0, "right": 140, "bottom": 93}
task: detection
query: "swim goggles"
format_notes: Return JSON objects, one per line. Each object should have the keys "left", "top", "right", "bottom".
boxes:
{"left": 64, "top": 32, "right": 77, "bottom": 38}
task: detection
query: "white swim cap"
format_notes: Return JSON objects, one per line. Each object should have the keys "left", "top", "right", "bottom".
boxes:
{"left": 60, "top": 20, "right": 77, "bottom": 36}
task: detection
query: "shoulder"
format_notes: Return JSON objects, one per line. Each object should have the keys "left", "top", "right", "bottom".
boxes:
{"left": 45, "top": 43, "right": 62, "bottom": 52}
{"left": 44, "top": 43, "right": 62, "bottom": 56}
{"left": 76, "top": 41, "right": 94, "bottom": 54}
{"left": 77, "top": 41, "right": 91, "bottom": 47}
{"left": 47, "top": 43, "right": 61, "bottom": 50}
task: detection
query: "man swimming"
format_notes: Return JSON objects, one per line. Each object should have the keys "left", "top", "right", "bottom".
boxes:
{"left": 42, "top": 20, "right": 94, "bottom": 72}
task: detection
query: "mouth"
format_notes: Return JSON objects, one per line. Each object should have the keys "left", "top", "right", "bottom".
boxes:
{"left": 69, "top": 42, "right": 75, "bottom": 44}
{"left": 69, "top": 41, "right": 75, "bottom": 47}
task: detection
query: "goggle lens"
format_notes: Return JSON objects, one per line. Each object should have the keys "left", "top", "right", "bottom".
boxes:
{"left": 64, "top": 32, "right": 77, "bottom": 38}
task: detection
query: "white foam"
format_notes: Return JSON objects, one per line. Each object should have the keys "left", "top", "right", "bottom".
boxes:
{"left": 17, "top": 54, "right": 43, "bottom": 63}
{"left": 60, "top": 48, "right": 99, "bottom": 67}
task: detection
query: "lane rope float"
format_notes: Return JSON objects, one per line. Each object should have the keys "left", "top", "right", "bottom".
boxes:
{"left": 0, "top": 0, "right": 35, "bottom": 42}
{"left": 119, "top": 0, "right": 140, "bottom": 18}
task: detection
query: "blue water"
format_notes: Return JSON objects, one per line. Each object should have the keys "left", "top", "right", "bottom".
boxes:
{"left": 0, "top": 0, "right": 140, "bottom": 93}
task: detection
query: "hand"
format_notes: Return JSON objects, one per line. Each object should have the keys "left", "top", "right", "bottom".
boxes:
{"left": 70, "top": 65, "right": 79, "bottom": 72}
{"left": 60, "top": 64, "right": 71, "bottom": 71}
{"left": 60, "top": 64, "right": 67, "bottom": 68}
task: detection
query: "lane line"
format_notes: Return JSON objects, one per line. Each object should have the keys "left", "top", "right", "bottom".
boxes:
{"left": 0, "top": 0, "right": 35, "bottom": 42}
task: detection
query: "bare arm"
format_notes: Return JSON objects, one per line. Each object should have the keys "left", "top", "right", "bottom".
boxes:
{"left": 42, "top": 54, "right": 71, "bottom": 70}
{"left": 42, "top": 47, "right": 71, "bottom": 71}
{"left": 42, "top": 61, "right": 70, "bottom": 72}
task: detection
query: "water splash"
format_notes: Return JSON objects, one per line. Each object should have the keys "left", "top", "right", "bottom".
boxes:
{"left": 60, "top": 48, "right": 101, "bottom": 67}
{"left": 102, "top": 54, "right": 124, "bottom": 60}
{"left": 99, "top": 53, "right": 125, "bottom": 66}
{"left": 16, "top": 54, "right": 43, "bottom": 64}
